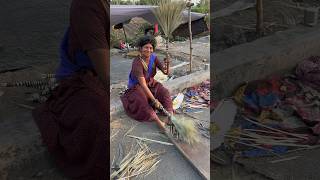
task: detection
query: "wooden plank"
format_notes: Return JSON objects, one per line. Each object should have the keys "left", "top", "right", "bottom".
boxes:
{"left": 211, "top": 99, "right": 237, "bottom": 150}
{"left": 165, "top": 130, "right": 210, "bottom": 180}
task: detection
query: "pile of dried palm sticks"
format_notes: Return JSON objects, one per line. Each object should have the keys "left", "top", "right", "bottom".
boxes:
{"left": 111, "top": 140, "right": 162, "bottom": 179}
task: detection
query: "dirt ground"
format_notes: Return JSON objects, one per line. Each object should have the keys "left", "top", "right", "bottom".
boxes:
{"left": 212, "top": 0, "right": 320, "bottom": 53}
{"left": 110, "top": 109, "right": 210, "bottom": 179}
{"left": 0, "top": 0, "right": 70, "bottom": 72}
{"left": 0, "top": 66, "right": 66, "bottom": 179}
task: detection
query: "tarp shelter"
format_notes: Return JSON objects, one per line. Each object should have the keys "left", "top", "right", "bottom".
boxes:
{"left": 110, "top": 5, "right": 208, "bottom": 49}
{"left": 110, "top": 5, "right": 206, "bottom": 27}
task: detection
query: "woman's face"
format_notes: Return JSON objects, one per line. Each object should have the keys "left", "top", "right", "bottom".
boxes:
{"left": 140, "top": 43, "right": 153, "bottom": 58}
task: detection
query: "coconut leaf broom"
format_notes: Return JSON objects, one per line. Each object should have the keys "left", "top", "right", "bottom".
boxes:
{"left": 158, "top": 104, "right": 199, "bottom": 145}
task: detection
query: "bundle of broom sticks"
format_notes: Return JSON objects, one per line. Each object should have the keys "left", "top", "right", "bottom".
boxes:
{"left": 110, "top": 141, "right": 161, "bottom": 179}
{"left": 225, "top": 115, "right": 318, "bottom": 154}
{"left": 158, "top": 104, "right": 199, "bottom": 145}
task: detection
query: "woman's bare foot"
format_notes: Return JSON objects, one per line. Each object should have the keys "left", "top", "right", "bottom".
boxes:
{"left": 155, "top": 118, "right": 166, "bottom": 131}
{"left": 159, "top": 121, "right": 166, "bottom": 131}
{"left": 163, "top": 117, "right": 169, "bottom": 124}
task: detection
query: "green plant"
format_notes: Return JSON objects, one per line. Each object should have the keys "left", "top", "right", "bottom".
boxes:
{"left": 138, "top": 0, "right": 159, "bottom": 5}
{"left": 173, "top": 36, "right": 186, "bottom": 41}
{"left": 111, "top": 0, "right": 134, "bottom": 5}
{"left": 192, "top": 0, "right": 209, "bottom": 14}
{"left": 111, "top": 29, "right": 124, "bottom": 48}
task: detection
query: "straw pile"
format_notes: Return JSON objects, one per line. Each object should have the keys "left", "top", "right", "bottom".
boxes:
{"left": 110, "top": 141, "right": 161, "bottom": 179}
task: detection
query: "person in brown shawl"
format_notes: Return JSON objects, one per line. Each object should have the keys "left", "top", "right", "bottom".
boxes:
{"left": 121, "top": 36, "right": 173, "bottom": 130}
{"left": 32, "top": 0, "right": 109, "bottom": 179}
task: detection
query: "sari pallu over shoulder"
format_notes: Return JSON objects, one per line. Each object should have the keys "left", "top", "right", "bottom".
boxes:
{"left": 127, "top": 53, "right": 156, "bottom": 89}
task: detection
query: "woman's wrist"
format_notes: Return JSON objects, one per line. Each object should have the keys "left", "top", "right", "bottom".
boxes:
{"left": 151, "top": 97, "right": 156, "bottom": 103}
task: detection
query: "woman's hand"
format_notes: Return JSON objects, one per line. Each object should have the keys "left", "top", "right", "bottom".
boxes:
{"left": 152, "top": 98, "right": 162, "bottom": 109}
{"left": 137, "top": 76, "right": 158, "bottom": 105}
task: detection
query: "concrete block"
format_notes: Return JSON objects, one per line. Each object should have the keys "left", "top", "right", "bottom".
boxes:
{"left": 163, "top": 70, "right": 210, "bottom": 95}
{"left": 212, "top": 24, "right": 320, "bottom": 99}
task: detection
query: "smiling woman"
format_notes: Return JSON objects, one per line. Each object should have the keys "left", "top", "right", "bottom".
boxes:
{"left": 121, "top": 36, "right": 173, "bottom": 130}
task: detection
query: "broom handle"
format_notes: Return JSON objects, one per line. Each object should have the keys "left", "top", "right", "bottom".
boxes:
{"left": 158, "top": 104, "right": 171, "bottom": 118}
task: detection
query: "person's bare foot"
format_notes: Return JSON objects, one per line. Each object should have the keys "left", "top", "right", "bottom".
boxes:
{"left": 158, "top": 121, "right": 166, "bottom": 131}
{"left": 163, "top": 117, "right": 169, "bottom": 124}
{"left": 155, "top": 119, "right": 166, "bottom": 131}
{"left": 154, "top": 115, "right": 167, "bottom": 131}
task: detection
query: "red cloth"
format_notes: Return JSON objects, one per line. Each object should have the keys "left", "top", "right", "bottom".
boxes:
{"left": 120, "top": 40, "right": 126, "bottom": 49}
{"left": 154, "top": 23, "right": 158, "bottom": 34}
{"left": 285, "top": 95, "right": 320, "bottom": 134}
{"left": 295, "top": 56, "right": 320, "bottom": 91}
{"left": 312, "top": 124, "right": 320, "bottom": 135}
{"left": 33, "top": 70, "right": 108, "bottom": 179}
{"left": 121, "top": 57, "right": 172, "bottom": 121}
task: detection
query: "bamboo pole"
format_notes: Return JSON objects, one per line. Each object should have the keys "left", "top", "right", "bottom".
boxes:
{"left": 165, "top": 37, "right": 170, "bottom": 68}
{"left": 187, "top": 0, "right": 193, "bottom": 73}
{"left": 256, "top": 0, "right": 264, "bottom": 36}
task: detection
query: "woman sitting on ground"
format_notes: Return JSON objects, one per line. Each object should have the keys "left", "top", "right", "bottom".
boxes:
{"left": 32, "top": 0, "right": 109, "bottom": 179}
{"left": 121, "top": 36, "right": 173, "bottom": 130}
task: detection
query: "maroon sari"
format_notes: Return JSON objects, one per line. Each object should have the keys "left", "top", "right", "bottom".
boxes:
{"left": 33, "top": 0, "right": 109, "bottom": 179}
{"left": 121, "top": 57, "right": 173, "bottom": 122}
{"left": 33, "top": 70, "right": 108, "bottom": 179}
